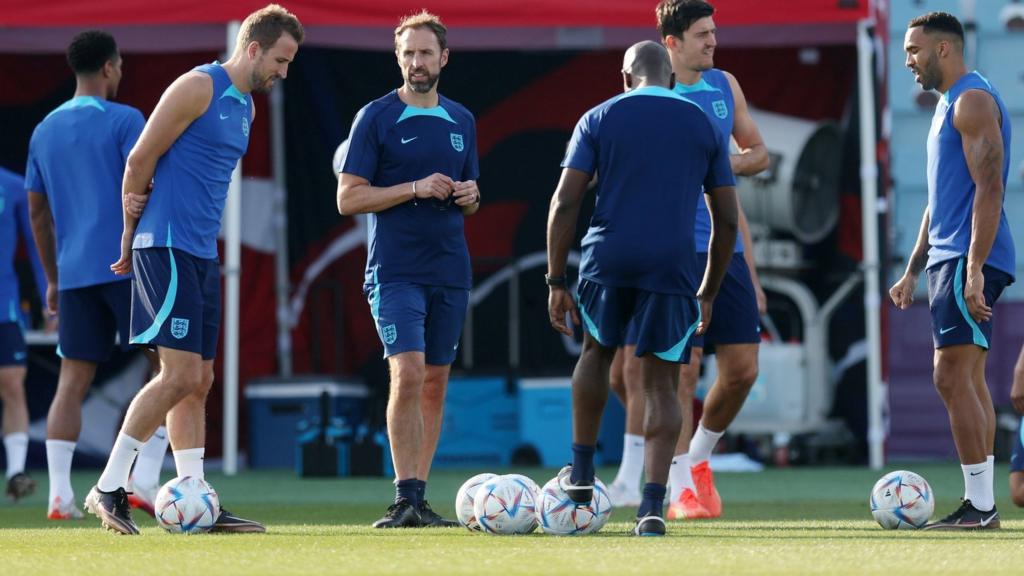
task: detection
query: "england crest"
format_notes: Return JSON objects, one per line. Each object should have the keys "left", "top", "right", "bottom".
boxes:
{"left": 712, "top": 100, "right": 728, "bottom": 119}
{"left": 450, "top": 133, "right": 464, "bottom": 152}
{"left": 242, "top": 116, "right": 250, "bottom": 137}
{"left": 170, "top": 317, "right": 190, "bottom": 340}
{"left": 382, "top": 323, "right": 398, "bottom": 345}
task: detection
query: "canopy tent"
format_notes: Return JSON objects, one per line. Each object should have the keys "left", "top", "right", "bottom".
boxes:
{"left": 0, "top": 0, "right": 884, "bottom": 471}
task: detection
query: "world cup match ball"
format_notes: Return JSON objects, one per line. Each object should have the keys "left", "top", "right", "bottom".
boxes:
{"left": 502, "top": 473, "right": 541, "bottom": 501}
{"left": 869, "top": 470, "right": 934, "bottom": 529}
{"left": 155, "top": 476, "right": 221, "bottom": 534}
{"left": 472, "top": 474, "right": 539, "bottom": 535}
{"left": 537, "top": 476, "right": 612, "bottom": 535}
{"left": 455, "top": 472, "right": 497, "bottom": 531}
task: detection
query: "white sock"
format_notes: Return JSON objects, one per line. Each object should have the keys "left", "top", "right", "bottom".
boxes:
{"left": 669, "top": 452, "right": 695, "bottom": 502}
{"left": 4, "top": 432, "right": 29, "bottom": 478}
{"left": 132, "top": 426, "right": 169, "bottom": 488}
{"left": 689, "top": 422, "right": 725, "bottom": 464}
{"left": 962, "top": 460, "right": 994, "bottom": 512}
{"left": 97, "top": 433, "right": 143, "bottom": 492}
{"left": 174, "top": 448, "right": 205, "bottom": 480}
{"left": 611, "top": 434, "right": 644, "bottom": 492}
{"left": 46, "top": 440, "right": 76, "bottom": 505}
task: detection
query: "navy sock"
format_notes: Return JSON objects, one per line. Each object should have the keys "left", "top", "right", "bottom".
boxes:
{"left": 415, "top": 479, "right": 427, "bottom": 504}
{"left": 571, "top": 443, "right": 596, "bottom": 484}
{"left": 396, "top": 478, "right": 419, "bottom": 506}
{"left": 637, "top": 483, "right": 667, "bottom": 518}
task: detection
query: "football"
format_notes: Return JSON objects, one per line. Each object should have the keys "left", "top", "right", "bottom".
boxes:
{"left": 472, "top": 474, "right": 539, "bottom": 535}
{"left": 537, "top": 475, "right": 612, "bottom": 535}
{"left": 869, "top": 470, "right": 934, "bottom": 529}
{"left": 154, "top": 476, "right": 221, "bottom": 534}
{"left": 455, "top": 472, "right": 497, "bottom": 531}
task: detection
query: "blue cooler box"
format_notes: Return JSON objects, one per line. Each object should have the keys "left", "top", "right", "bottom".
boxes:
{"left": 433, "top": 376, "right": 518, "bottom": 468}
{"left": 246, "top": 377, "right": 369, "bottom": 469}
{"left": 517, "top": 377, "right": 625, "bottom": 467}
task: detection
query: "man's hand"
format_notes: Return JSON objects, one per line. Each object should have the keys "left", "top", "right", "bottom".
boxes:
{"left": 414, "top": 173, "right": 454, "bottom": 201}
{"left": 125, "top": 182, "right": 153, "bottom": 218}
{"left": 452, "top": 180, "right": 480, "bottom": 206}
{"left": 45, "top": 283, "right": 58, "bottom": 316}
{"left": 696, "top": 293, "right": 714, "bottom": 336}
{"left": 110, "top": 230, "right": 134, "bottom": 276}
{"left": 964, "top": 264, "right": 992, "bottom": 323}
{"left": 548, "top": 286, "right": 579, "bottom": 337}
{"left": 754, "top": 282, "right": 767, "bottom": 315}
{"left": 1013, "top": 347, "right": 1024, "bottom": 414}
{"left": 889, "top": 273, "right": 919, "bottom": 310}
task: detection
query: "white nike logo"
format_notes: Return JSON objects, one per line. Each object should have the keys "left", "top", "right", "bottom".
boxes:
{"left": 219, "top": 113, "right": 230, "bottom": 120}
{"left": 401, "top": 136, "right": 418, "bottom": 144}
{"left": 13, "top": 351, "right": 26, "bottom": 360}
{"left": 939, "top": 326, "right": 957, "bottom": 334}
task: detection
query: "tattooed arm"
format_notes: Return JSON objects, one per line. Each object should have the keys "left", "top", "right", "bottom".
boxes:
{"left": 954, "top": 88, "right": 1005, "bottom": 322}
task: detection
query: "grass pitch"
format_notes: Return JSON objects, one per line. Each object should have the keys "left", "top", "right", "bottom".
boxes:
{"left": 2, "top": 463, "right": 1023, "bottom": 575}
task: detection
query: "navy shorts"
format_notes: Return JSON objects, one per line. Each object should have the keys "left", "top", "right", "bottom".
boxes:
{"left": 131, "top": 248, "right": 220, "bottom": 360}
{"left": 926, "top": 257, "right": 1012, "bottom": 350}
{"left": 0, "top": 321, "right": 26, "bottom": 367}
{"left": 691, "top": 252, "right": 761, "bottom": 351}
{"left": 577, "top": 279, "right": 699, "bottom": 364}
{"left": 58, "top": 280, "right": 132, "bottom": 362}
{"left": 365, "top": 281, "right": 469, "bottom": 366}
{"left": 1012, "top": 416, "right": 1024, "bottom": 473}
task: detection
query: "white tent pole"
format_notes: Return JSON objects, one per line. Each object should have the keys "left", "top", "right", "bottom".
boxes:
{"left": 271, "top": 82, "right": 293, "bottom": 377}
{"left": 224, "top": 20, "right": 242, "bottom": 476}
{"left": 858, "top": 19, "right": 885, "bottom": 470}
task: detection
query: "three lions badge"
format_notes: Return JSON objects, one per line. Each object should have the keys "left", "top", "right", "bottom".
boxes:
{"left": 450, "top": 133, "right": 464, "bottom": 152}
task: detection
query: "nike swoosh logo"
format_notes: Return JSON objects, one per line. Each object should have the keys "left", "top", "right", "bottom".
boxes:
{"left": 939, "top": 326, "right": 957, "bottom": 334}
{"left": 401, "top": 137, "right": 418, "bottom": 144}
{"left": 219, "top": 113, "right": 230, "bottom": 120}
{"left": 13, "top": 352, "right": 26, "bottom": 360}
{"left": 970, "top": 471, "right": 984, "bottom": 476}
{"left": 979, "top": 511, "right": 998, "bottom": 526}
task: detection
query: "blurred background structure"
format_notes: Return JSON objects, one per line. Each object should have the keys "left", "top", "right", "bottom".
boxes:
{"left": 1, "top": 0, "right": 1022, "bottom": 476}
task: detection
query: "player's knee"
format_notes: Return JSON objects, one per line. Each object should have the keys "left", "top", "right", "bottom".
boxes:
{"left": 420, "top": 376, "right": 446, "bottom": 407}
{"left": 1011, "top": 475, "right": 1024, "bottom": 507}
{"left": 0, "top": 379, "right": 23, "bottom": 403}
{"left": 931, "top": 368, "right": 965, "bottom": 398}
{"left": 723, "top": 362, "right": 758, "bottom": 393}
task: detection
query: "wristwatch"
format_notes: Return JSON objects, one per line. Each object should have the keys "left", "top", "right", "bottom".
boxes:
{"left": 545, "top": 274, "right": 567, "bottom": 287}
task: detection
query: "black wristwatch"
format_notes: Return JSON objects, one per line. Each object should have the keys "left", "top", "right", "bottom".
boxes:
{"left": 545, "top": 274, "right": 567, "bottom": 287}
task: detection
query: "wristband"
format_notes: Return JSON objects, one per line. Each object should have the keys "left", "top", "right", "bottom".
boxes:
{"left": 545, "top": 274, "right": 567, "bottom": 287}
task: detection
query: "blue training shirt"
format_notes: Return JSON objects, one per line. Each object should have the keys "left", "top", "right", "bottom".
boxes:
{"left": 674, "top": 68, "right": 743, "bottom": 254}
{"left": 25, "top": 96, "right": 144, "bottom": 290}
{"left": 926, "top": 71, "right": 1015, "bottom": 277}
{"left": 134, "top": 62, "right": 253, "bottom": 259}
{"left": 0, "top": 168, "right": 46, "bottom": 323}
{"left": 563, "top": 85, "right": 736, "bottom": 296}
{"left": 341, "top": 90, "right": 479, "bottom": 289}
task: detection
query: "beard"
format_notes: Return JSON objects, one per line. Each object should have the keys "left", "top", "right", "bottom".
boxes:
{"left": 250, "top": 69, "right": 278, "bottom": 93}
{"left": 916, "top": 54, "right": 943, "bottom": 91}
{"left": 406, "top": 68, "right": 440, "bottom": 94}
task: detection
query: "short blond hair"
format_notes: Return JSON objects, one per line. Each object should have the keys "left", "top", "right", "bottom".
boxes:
{"left": 394, "top": 10, "right": 447, "bottom": 52}
{"left": 237, "top": 4, "right": 304, "bottom": 51}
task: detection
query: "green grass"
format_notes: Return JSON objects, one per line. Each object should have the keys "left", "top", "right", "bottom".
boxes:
{"left": 3, "top": 464, "right": 1024, "bottom": 575}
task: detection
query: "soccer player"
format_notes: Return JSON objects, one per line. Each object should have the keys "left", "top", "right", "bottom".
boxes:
{"left": 0, "top": 167, "right": 46, "bottom": 502}
{"left": 86, "top": 5, "right": 302, "bottom": 535}
{"left": 547, "top": 40, "right": 737, "bottom": 536}
{"left": 891, "top": 12, "right": 1015, "bottom": 530}
{"left": 337, "top": 10, "right": 480, "bottom": 529}
{"left": 1011, "top": 343, "right": 1024, "bottom": 507}
{"left": 605, "top": 0, "right": 770, "bottom": 518}
{"left": 26, "top": 30, "right": 169, "bottom": 520}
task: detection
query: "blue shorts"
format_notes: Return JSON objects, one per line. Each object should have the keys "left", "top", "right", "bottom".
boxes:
{"left": 365, "top": 282, "right": 469, "bottom": 366}
{"left": 577, "top": 279, "right": 699, "bottom": 364}
{"left": 691, "top": 252, "right": 761, "bottom": 351}
{"left": 0, "top": 322, "right": 26, "bottom": 367}
{"left": 58, "top": 280, "right": 132, "bottom": 362}
{"left": 131, "top": 248, "right": 221, "bottom": 360}
{"left": 926, "top": 257, "right": 1012, "bottom": 350}
{"left": 1012, "top": 416, "right": 1024, "bottom": 473}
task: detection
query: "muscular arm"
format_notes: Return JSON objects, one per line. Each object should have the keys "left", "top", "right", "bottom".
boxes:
{"left": 337, "top": 172, "right": 453, "bottom": 215}
{"left": 27, "top": 192, "right": 57, "bottom": 289}
{"left": 545, "top": 168, "right": 590, "bottom": 335}
{"left": 955, "top": 89, "right": 1005, "bottom": 272}
{"left": 906, "top": 207, "right": 931, "bottom": 277}
{"left": 703, "top": 186, "right": 739, "bottom": 299}
{"left": 110, "top": 73, "right": 210, "bottom": 274}
{"left": 724, "top": 71, "right": 769, "bottom": 176}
